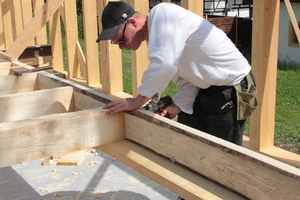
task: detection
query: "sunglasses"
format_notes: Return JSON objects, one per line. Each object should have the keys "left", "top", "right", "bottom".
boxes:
{"left": 111, "top": 22, "right": 127, "bottom": 45}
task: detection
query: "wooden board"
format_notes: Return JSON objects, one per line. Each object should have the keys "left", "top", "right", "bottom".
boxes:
{"left": 124, "top": 110, "right": 300, "bottom": 200}
{"left": 6, "top": 0, "right": 65, "bottom": 57}
{"left": 0, "top": 73, "right": 38, "bottom": 95}
{"left": 99, "top": 140, "right": 246, "bottom": 200}
{"left": 56, "top": 149, "right": 87, "bottom": 166}
{"left": 0, "top": 107, "right": 124, "bottom": 168}
{"left": 0, "top": 86, "right": 74, "bottom": 123}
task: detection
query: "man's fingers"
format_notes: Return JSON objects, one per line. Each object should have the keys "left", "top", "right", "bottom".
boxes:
{"left": 160, "top": 109, "right": 167, "bottom": 117}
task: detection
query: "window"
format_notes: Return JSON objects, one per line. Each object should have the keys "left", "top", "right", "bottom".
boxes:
{"left": 288, "top": 21, "right": 300, "bottom": 48}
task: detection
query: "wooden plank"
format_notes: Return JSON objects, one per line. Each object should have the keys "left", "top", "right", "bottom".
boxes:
{"left": 0, "top": 51, "right": 17, "bottom": 62}
{"left": 128, "top": 0, "right": 149, "bottom": 97}
{"left": 33, "top": 0, "right": 48, "bottom": 45}
{"left": 76, "top": 41, "right": 86, "bottom": 78}
{"left": 99, "top": 140, "right": 246, "bottom": 200}
{"left": 6, "top": 0, "right": 65, "bottom": 57}
{"left": 0, "top": 73, "right": 38, "bottom": 95}
{"left": 82, "top": 0, "right": 100, "bottom": 86}
{"left": 124, "top": 110, "right": 300, "bottom": 200}
{"left": 11, "top": 0, "right": 23, "bottom": 39}
{"left": 98, "top": 0, "right": 123, "bottom": 95}
{"left": 63, "top": 0, "right": 79, "bottom": 79}
{"left": 36, "top": 71, "right": 114, "bottom": 105}
{"left": 284, "top": 0, "right": 300, "bottom": 44}
{"left": 49, "top": 7, "right": 64, "bottom": 71}
{"left": 1, "top": 0, "right": 14, "bottom": 47}
{"left": 181, "top": 0, "right": 203, "bottom": 16}
{"left": 0, "top": 107, "right": 124, "bottom": 168}
{"left": 0, "top": 58, "right": 11, "bottom": 76}
{"left": 56, "top": 149, "right": 87, "bottom": 166}
{"left": 0, "top": 0, "right": 4, "bottom": 49}
{"left": 20, "top": 0, "right": 34, "bottom": 46}
{"left": 73, "top": 91, "right": 106, "bottom": 111}
{"left": 0, "top": 86, "right": 74, "bottom": 123}
{"left": 250, "top": 0, "right": 280, "bottom": 150}
{"left": 243, "top": 135, "right": 300, "bottom": 168}
{"left": 260, "top": 146, "right": 300, "bottom": 168}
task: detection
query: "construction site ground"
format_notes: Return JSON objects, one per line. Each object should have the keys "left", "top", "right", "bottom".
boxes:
{"left": 0, "top": 148, "right": 177, "bottom": 200}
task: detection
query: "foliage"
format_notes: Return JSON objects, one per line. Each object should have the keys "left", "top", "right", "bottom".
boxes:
{"left": 275, "top": 60, "right": 300, "bottom": 149}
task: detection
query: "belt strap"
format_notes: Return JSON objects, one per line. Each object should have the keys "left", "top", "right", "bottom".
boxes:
{"left": 234, "top": 73, "right": 253, "bottom": 92}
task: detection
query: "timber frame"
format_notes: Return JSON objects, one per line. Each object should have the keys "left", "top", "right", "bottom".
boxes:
{"left": 0, "top": 0, "right": 299, "bottom": 199}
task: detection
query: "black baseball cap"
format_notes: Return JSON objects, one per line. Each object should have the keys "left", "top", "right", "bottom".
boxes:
{"left": 96, "top": 1, "right": 135, "bottom": 42}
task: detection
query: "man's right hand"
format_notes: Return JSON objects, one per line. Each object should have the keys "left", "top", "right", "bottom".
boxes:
{"left": 160, "top": 104, "right": 181, "bottom": 119}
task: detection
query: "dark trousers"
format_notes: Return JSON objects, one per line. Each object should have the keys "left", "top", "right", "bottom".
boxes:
{"left": 177, "top": 77, "right": 251, "bottom": 146}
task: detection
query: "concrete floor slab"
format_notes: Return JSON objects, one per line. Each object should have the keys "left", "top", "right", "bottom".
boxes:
{"left": 0, "top": 149, "right": 178, "bottom": 200}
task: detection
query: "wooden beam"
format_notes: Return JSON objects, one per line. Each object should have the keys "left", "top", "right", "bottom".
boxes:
{"left": 11, "top": 0, "right": 23, "bottom": 39}
{"left": 243, "top": 135, "right": 300, "bottom": 168}
{"left": 36, "top": 71, "right": 115, "bottom": 105}
{"left": 0, "top": 51, "right": 17, "bottom": 62}
{"left": 128, "top": 0, "right": 150, "bottom": 97}
{"left": 76, "top": 41, "right": 87, "bottom": 78}
{"left": 63, "top": 0, "right": 79, "bottom": 79}
{"left": 0, "top": 107, "right": 124, "bottom": 168}
{"left": 0, "top": 58, "right": 11, "bottom": 76}
{"left": 33, "top": 0, "right": 48, "bottom": 45}
{"left": 0, "top": 73, "right": 38, "bottom": 95}
{"left": 284, "top": 0, "right": 300, "bottom": 45}
{"left": 0, "top": 86, "right": 74, "bottom": 123}
{"left": 98, "top": 0, "right": 123, "bottom": 95}
{"left": 82, "top": 0, "right": 100, "bottom": 86}
{"left": 49, "top": 6, "right": 64, "bottom": 71}
{"left": 181, "top": 0, "right": 203, "bottom": 16}
{"left": 99, "top": 140, "right": 245, "bottom": 200}
{"left": 124, "top": 110, "right": 300, "bottom": 200}
{"left": 250, "top": 0, "right": 280, "bottom": 150}
{"left": 1, "top": 0, "right": 14, "bottom": 47}
{"left": 6, "top": 0, "right": 65, "bottom": 57}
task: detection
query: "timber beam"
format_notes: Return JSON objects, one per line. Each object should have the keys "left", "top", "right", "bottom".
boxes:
{"left": 123, "top": 110, "right": 300, "bottom": 200}
{"left": 0, "top": 71, "right": 299, "bottom": 199}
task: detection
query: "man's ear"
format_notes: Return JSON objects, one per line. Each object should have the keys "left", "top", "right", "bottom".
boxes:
{"left": 128, "top": 17, "right": 138, "bottom": 27}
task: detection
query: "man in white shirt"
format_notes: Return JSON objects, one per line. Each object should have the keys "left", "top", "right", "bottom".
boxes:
{"left": 97, "top": 1, "right": 256, "bottom": 147}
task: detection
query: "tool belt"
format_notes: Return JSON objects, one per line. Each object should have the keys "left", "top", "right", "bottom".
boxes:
{"left": 234, "top": 73, "right": 259, "bottom": 120}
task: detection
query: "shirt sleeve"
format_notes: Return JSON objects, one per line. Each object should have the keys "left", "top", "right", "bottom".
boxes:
{"left": 172, "top": 75, "right": 199, "bottom": 114}
{"left": 137, "top": 5, "right": 189, "bottom": 100}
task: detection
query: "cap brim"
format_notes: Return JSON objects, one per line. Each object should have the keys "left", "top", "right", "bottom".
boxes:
{"left": 96, "top": 24, "right": 121, "bottom": 42}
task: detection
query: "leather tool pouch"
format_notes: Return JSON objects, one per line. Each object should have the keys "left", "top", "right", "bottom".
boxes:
{"left": 234, "top": 73, "right": 259, "bottom": 120}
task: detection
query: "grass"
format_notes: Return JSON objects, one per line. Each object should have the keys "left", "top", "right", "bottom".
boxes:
{"left": 274, "top": 60, "right": 300, "bottom": 153}
{"left": 121, "top": 49, "right": 300, "bottom": 154}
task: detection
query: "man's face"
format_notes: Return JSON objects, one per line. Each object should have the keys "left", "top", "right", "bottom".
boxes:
{"left": 110, "top": 18, "right": 143, "bottom": 51}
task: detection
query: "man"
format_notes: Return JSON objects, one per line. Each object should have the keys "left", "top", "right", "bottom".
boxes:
{"left": 97, "top": 1, "right": 255, "bottom": 146}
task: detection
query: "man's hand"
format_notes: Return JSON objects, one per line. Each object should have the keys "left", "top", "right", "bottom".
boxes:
{"left": 160, "top": 104, "right": 181, "bottom": 119}
{"left": 103, "top": 94, "right": 149, "bottom": 114}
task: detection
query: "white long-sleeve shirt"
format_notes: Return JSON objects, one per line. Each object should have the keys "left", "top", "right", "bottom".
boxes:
{"left": 137, "top": 3, "right": 251, "bottom": 114}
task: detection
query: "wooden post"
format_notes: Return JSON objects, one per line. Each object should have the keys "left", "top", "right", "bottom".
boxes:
{"left": 0, "top": 0, "right": 4, "bottom": 49}
{"left": 11, "top": 0, "right": 23, "bottom": 39}
{"left": 82, "top": 0, "right": 100, "bottom": 86}
{"left": 20, "top": 0, "right": 34, "bottom": 46}
{"left": 128, "top": 0, "right": 150, "bottom": 97}
{"left": 250, "top": 0, "right": 280, "bottom": 150}
{"left": 63, "top": 0, "right": 79, "bottom": 79}
{"left": 284, "top": 0, "right": 300, "bottom": 44}
{"left": 98, "top": 0, "right": 123, "bottom": 95}
{"left": 33, "top": 0, "right": 48, "bottom": 45}
{"left": 49, "top": 7, "right": 64, "bottom": 71}
{"left": 1, "top": 0, "right": 14, "bottom": 47}
{"left": 6, "top": 0, "right": 65, "bottom": 57}
{"left": 181, "top": 0, "right": 204, "bottom": 17}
